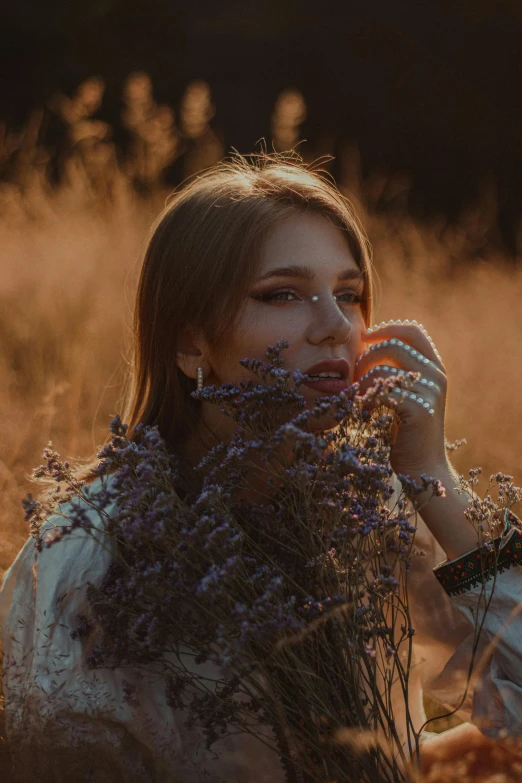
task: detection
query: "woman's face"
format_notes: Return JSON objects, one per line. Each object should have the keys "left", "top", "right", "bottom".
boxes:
{"left": 201, "top": 212, "right": 366, "bottom": 433}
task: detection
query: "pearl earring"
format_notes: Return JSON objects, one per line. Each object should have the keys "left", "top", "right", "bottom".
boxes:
{"left": 197, "top": 367, "right": 204, "bottom": 392}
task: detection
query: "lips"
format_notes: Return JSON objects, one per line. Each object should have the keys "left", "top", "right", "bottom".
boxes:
{"left": 302, "top": 359, "right": 351, "bottom": 395}
{"left": 303, "top": 359, "right": 350, "bottom": 380}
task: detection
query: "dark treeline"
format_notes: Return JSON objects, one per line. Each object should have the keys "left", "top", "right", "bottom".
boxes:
{"left": 2, "top": 0, "right": 522, "bottom": 251}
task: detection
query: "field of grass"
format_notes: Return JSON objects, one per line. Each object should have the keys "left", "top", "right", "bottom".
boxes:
{"left": 2, "top": 145, "right": 521, "bottom": 576}
{"left": 1, "top": 76, "right": 522, "bottom": 775}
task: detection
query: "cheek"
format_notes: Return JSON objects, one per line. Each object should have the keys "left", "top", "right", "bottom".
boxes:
{"left": 241, "top": 305, "right": 305, "bottom": 339}
{"left": 353, "top": 321, "right": 365, "bottom": 349}
{"left": 209, "top": 305, "right": 366, "bottom": 384}
{"left": 231, "top": 306, "right": 306, "bottom": 358}
{"left": 208, "top": 308, "right": 299, "bottom": 382}
{"left": 351, "top": 311, "right": 366, "bottom": 343}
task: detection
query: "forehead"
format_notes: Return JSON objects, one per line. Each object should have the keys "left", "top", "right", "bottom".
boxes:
{"left": 259, "top": 212, "right": 359, "bottom": 276}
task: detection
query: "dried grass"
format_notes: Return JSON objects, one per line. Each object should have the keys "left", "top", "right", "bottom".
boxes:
{"left": 1, "top": 75, "right": 521, "bottom": 779}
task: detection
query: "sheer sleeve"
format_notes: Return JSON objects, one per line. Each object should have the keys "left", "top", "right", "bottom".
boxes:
{"left": 0, "top": 478, "right": 285, "bottom": 782}
{"left": 0, "top": 482, "right": 164, "bottom": 781}
{"left": 422, "top": 510, "right": 522, "bottom": 738}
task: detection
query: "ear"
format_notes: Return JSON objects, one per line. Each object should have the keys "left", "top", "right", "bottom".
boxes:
{"left": 176, "top": 327, "right": 211, "bottom": 382}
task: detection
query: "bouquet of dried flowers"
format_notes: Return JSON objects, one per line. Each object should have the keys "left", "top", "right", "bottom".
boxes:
{"left": 23, "top": 342, "right": 517, "bottom": 783}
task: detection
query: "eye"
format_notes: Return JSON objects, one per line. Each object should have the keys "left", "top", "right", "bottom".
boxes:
{"left": 253, "top": 288, "right": 301, "bottom": 304}
{"left": 334, "top": 290, "right": 364, "bottom": 306}
{"left": 252, "top": 288, "right": 364, "bottom": 306}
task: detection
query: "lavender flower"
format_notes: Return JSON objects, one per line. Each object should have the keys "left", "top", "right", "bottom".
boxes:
{"left": 25, "top": 341, "right": 518, "bottom": 782}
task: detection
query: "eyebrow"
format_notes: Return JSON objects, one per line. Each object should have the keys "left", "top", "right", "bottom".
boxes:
{"left": 256, "top": 265, "right": 364, "bottom": 283}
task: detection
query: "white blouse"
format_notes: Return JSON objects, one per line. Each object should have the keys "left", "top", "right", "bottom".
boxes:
{"left": 1, "top": 473, "right": 522, "bottom": 781}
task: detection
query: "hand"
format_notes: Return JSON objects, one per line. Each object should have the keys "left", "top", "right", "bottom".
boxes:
{"left": 355, "top": 320, "right": 482, "bottom": 561}
{"left": 418, "top": 722, "right": 511, "bottom": 781}
{"left": 354, "top": 320, "right": 448, "bottom": 480}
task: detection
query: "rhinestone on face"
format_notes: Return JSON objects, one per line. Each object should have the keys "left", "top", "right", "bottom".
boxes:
{"left": 416, "top": 397, "right": 424, "bottom": 405}
{"left": 409, "top": 393, "right": 417, "bottom": 400}
{"left": 420, "top": 378, "right": 427, "bottom": 385}
{"left": 423, "top": 357, "right": 430, "bottom": 365}
{"left": 393, "top": 387, "right": 401, "bottom": 394}
{"left": 396, "top": 340, "right": 404, "bottom": 346}
{"left": 390, "top": 338, "right": 397, "bottom": 345}
{"left": 427, "top": 380, "right": 435, "bottom": 388}
{"left": 401, "top": 390, "right": 408, "bottom": 397}
{"left": 423, "top": 402, "right": 430, "bottom": 409}
{"left": 383, "top": 366, "right": 389, "bottom": 371}
{"left": 428, "top": 408, "right": 435, "bottom": 415}
{"left": 403, "top": 345, "right": 411, "bottom": 352}
{"left": 311, "top": 295, "right": 319, "bottom": 302}
{"left": 411, "top": 349, "right": 418, "bottom": 357}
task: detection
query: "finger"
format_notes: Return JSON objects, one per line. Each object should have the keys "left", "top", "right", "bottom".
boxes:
{"left": 362, "top": 320, "right": 444, "bottom": 368}
{"left": 354, "top": 338, "right": 446, "bottom": 388}
{"left": 357, "top": 368, "right": 438, "bottom": 417}
{"left": 389, "top": 385, "right": 437, "bottom": 416}
{"left": 358, "top": 365, "right": 439, "bottom": 404}
{"left": 419, "top": 722, "right": 497, "bottom": 772}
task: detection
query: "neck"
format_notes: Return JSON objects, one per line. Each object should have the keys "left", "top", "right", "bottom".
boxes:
{"left": 175, "top": 403, "right": 236, "bottom": 492}
{"left": 177, "top": 403, "right": 337, "bottom": 503}
{"left": 177, "top": 405, "right": 286, "bottom": 504}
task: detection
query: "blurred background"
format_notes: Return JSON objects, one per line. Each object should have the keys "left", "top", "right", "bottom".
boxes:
{"left": 2, "top": 0, "right": 522, "bottom": 585}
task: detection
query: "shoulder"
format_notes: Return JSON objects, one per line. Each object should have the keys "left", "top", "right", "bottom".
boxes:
{"left": 38, "top": 472, "right": 119, "bottom": 598}
{"left": 1, "top": 473, "right": 119, "bottom": 628}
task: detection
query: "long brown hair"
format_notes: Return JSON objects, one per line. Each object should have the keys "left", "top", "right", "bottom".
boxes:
{"left": 123, "top": 152, "right": 374, "bottom": 454}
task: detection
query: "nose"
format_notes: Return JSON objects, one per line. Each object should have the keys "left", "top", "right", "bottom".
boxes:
{"left": 306, "top": 294, "right": 353, "bottom": 346}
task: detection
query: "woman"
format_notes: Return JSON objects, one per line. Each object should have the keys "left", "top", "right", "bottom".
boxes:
{"left": 1, "top": 153, "right": 521, "bottom": 781}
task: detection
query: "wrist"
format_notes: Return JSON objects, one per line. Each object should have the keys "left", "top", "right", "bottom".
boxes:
{"left": 399, "top": 461, "right": 480, "bottom": 561}
{"left": 399, "top": 457, "right": 454, "bottom": 486}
